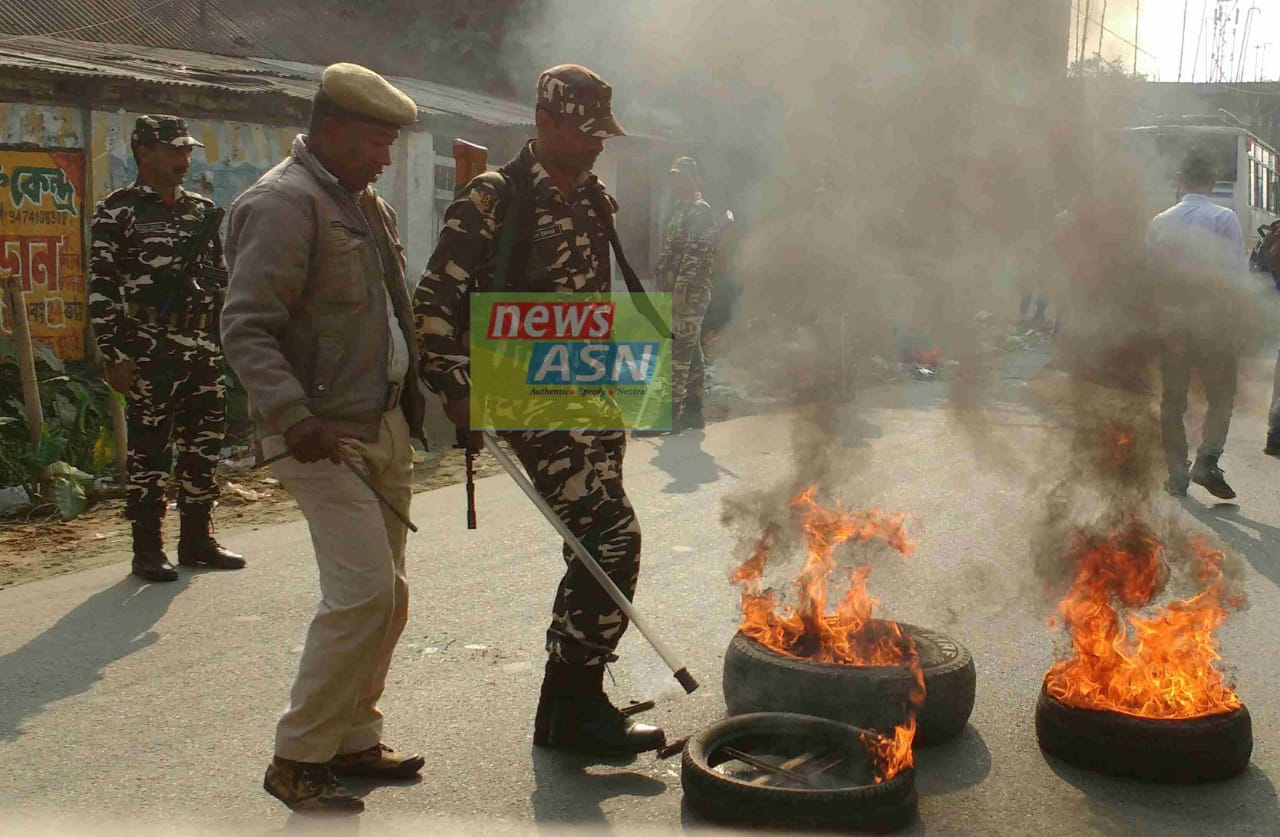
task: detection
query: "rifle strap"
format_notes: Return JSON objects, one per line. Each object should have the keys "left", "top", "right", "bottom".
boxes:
{"left": 585, "top": 186, "right": 672, "bottom": 339}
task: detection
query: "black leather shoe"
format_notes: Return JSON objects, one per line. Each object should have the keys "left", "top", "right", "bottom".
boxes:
{"left": 1191, "top": 459, "right": 1236, "bottom": 500}
{"left": 328, "top": 743, "right": 424, "bottom": 780}
{"left": 131, "top": 552, "right": 179, "bottom": 582}
{"left": 178, "top": 506, "right": 246, "bottom": 569}
{"left": 535, "top": 692, "right": 666, "bottom": 755}
{"left": 533, "top": 661, "right": 665, "bottom": 755}
{"left": 177, "top": 537, "right": 246, "bottom": 569}
{"left": 264, "top": 757, "right": 363, "bottom": 813}
{"left": 130, "top": 515, "right": 177, "bottom": 582}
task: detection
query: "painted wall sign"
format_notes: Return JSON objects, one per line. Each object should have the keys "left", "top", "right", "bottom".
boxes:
{"left": 0, "top": 148, "right": 86, "bottom": 360}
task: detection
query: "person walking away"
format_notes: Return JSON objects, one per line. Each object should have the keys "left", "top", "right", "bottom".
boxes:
{"left": 221, "top": 63, "right": 426, "bottom": 813}
{"left": 1253, "top": 221, "right": 1280, "bottom": 454}
{"left": 414, "top": 64, "right": 665, "bottom": 757}
{"left": 1146, "top": 151, "right": 1249, "bottom": 498}
{"left": 89, "top": 115, "right": 245, "bottom": 582}
{"left": 649, "top": 157, "right": 716, "bottom": 433}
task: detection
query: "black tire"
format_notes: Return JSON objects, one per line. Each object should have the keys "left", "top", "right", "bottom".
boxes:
{"left": 1035, "top": 683, "right": 1252, "bottom": 783}
{"left": 723, "top": 623, "right": 976, "bottom": 745}
{"left": 681, "top": 712, "right": 917, "bottom": 832}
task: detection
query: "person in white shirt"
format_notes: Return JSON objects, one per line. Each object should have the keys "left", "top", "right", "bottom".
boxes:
{"left": 1146, "top": 150, "right": 1248, "bottom": 499}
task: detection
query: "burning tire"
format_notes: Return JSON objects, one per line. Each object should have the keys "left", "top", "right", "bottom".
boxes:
{"left": 723, "top": 624, "right": 976, "bottom": 745}
{"left": 1035, "top": 684, "right": 1252, "bottom": 783}
{"left": 681, "top": 712, "right": 917, "bottom": 832}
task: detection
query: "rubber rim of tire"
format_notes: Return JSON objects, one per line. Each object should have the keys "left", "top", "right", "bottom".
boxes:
{"left": 1035, "top": 683, "right": 1253, "bottom": 783}
{"left": 681, "top": 712, "right": 917, "bottom": 832}
{"left": 722, "top": 621, "right": 976, "bottom": 745}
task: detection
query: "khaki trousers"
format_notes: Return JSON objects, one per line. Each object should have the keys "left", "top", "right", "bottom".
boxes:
{"left": 263, "top": 409, "right": 413, "bottom": 762}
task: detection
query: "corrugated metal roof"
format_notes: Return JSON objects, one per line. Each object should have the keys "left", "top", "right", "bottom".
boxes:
{"left": 0, "top": 37, "right": 535, "bottom": 128}
{"left": 0, "top": 0, "right": 265, "bottom": 56}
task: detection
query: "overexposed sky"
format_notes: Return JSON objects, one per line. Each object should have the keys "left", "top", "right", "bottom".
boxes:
{"left": 1067, "top": 0, "right": 1279, "bottom": 82}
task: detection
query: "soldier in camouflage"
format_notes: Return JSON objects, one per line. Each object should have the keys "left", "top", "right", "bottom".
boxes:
{"left": 652, "top": 156, "right": 715, "bottom": 433}
{"left": 414, "top": 64, "right": 665, "bottom": 757}
{"left": 89, "top": 115, "right": 246, "bottom": 582}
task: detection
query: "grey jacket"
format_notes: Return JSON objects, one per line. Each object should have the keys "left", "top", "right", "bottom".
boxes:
{"left": 221, "top": 135, "right": 424, "bottom": 443}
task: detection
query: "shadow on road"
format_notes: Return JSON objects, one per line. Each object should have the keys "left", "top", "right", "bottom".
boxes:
{"left": 644, "top": 430, "right": 737, "bottom": 495}
{"left": 1045, "top": 754, "right": 1279, "bottom": 835}
{"left": 0, "top": 574, "right": 190, "bottom": 742}
{"left": 1179, "top": 500, "right": 1280, "bottom": 590}
{"left": 530, "top": 745, "right": 666, "bottom": 829}
{"left": 914, "top": 724, "right": 992, "bottom": 796}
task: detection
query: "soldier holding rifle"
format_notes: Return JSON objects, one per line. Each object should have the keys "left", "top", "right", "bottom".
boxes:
{"left": 89, "top": 115, "right": 246, "bottom": 583}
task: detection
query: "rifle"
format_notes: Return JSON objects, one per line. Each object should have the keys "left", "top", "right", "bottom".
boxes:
{"left": 452, "top": 139, "right": 488, "bottom": 530}
{"left": 157, "top": 206, "right": 227, "bottom": 331}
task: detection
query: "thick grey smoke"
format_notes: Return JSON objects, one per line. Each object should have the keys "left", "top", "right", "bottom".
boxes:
{"left": 502, "top": 2, "right": 1263, "bottom": 604}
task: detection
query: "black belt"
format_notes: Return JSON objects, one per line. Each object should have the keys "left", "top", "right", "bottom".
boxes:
{"left": 127, "top": 302, "right": 218, "bottom": 332}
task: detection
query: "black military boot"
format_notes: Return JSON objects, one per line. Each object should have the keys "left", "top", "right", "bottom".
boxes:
{"left": 1190, "top": 456, "right": 1236, "bottom": 500}
{"left": 131, "top": 514, "right": 178, "bottom": 582}
{"left": 178, "top": 505, "right": 246, "bottom": 570}
{"left": 533, "top": 661, "right": 665, "bottom": 756}
{"left": 682, "top": 393, "right": 706, "bottom": 430}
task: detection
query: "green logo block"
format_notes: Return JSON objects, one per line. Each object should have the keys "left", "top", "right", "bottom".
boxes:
{"left": 470, "top": 292, "right": 672, "bottom": 431}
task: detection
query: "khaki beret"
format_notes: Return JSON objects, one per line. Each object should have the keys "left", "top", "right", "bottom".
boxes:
{"left": 321, "top": 63, "right": 418, "bottom": 127}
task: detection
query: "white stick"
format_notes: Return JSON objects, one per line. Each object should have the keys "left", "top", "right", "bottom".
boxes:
{"left": 483, "top": 432, "right": 698, "bottom": 693}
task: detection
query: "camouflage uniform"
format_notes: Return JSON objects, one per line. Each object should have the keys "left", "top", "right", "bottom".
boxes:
{"left": 89, "top": 120, "right": 227, "bottom": 523}
{"left": 655, "top": 186, "right": 716, "bottom": 416}
{"left": 415, "top": 138, "right": 640, "bottom": 666}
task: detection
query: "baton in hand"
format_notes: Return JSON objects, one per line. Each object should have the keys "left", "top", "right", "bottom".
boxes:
{"left": 256, "top": 449, "right": 419, "bottom": 533}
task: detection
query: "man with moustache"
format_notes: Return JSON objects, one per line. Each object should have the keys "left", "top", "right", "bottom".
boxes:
{"left": 415, "top": 64, "right": 665, "bottom": 756}
{"left": 221, "top": 63, "right": 425, "bottom": 813}
{"left": 89, "top": 115, "right": 245, "bottom": 582}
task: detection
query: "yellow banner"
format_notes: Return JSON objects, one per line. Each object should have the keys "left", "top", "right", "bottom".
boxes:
{"left": 0, "top": 149, "right": 86, "bottom": 360}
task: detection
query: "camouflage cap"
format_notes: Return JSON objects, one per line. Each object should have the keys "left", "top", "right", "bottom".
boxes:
{"left": 536, "top": 64, "right": 626, "bottom": 139}
{"left": 669, "top": 156, "right": 698, "bottom": 177}
{"left": 132, "top": 115, "right": 203, "bottom": 148}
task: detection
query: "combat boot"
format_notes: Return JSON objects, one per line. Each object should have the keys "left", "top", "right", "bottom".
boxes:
{"left": 1190, "top": 456, "right": 1236, "bottom": 500}
{"left": 682, "top": 394, "right": 706, "bottom": 429}
{"left": 532, "top": 660, "right": 665, "bottom": 756}
{"left": 131, "top": 514, "right": 178, "bottom": 582}
{"left": 178, "top": 505, "right": 246, "bottom": 570}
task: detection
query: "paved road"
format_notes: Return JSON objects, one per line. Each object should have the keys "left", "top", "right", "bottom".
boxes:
{"left": 3, "top": 368, "right": 1280, "bottom": 836}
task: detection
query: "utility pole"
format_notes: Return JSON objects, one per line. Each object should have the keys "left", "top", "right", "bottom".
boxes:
{"left": 1096, "top": 0, "right": 1109, "bottom": 75}
{"left": 1133, "top": 0, "right": 1141, "bottom": 78}
{"left": 1178, "top": 0, "right": 1190, "bottom": 81}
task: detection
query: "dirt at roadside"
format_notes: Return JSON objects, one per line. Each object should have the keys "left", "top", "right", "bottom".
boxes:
{"left": 0, "top": 448, "right": 502, "bottom": 591}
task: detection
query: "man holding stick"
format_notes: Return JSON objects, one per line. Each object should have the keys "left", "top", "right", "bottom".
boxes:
{"left": 414, "top": 65, "right": 666, "bottom": 756}
{"left": 221, "top": 63, "right": 425, "bottom": 813}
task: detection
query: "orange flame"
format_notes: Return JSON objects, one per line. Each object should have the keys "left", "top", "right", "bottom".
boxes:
{"left": 731, "top": 486, "right": 921, "bottom": 781}
{"left": 1044, "top": 520, "right": 1242, "bottom": 719}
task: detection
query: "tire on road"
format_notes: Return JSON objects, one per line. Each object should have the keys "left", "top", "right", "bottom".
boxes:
{"left": 1035, "top": 684, "right": 1252, "bottom": 783}
{"left": 722, "top": 623, "right": 976, "bottom": 745}
{"left": 681, "top": 712, "right": 917, "bottom": 832}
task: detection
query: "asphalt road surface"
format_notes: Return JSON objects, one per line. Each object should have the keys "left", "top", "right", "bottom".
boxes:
{"left": 3, "top": 367, "right": 1280, "bottom": 836}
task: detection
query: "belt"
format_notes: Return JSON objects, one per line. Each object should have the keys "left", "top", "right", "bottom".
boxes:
{"left": 127, "top": 301, "right": 218, "bottom": 332}
{"left": 385, "top": 381, "right": 403, "bottom": 411}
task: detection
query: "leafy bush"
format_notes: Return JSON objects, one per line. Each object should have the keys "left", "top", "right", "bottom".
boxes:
{"left": 0, "top": 336, "right": 120, "bottom": 518}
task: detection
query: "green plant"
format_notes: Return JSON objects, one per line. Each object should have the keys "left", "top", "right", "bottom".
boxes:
{"left": 0, "top": 336, "right": 120, "bottom": 518}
